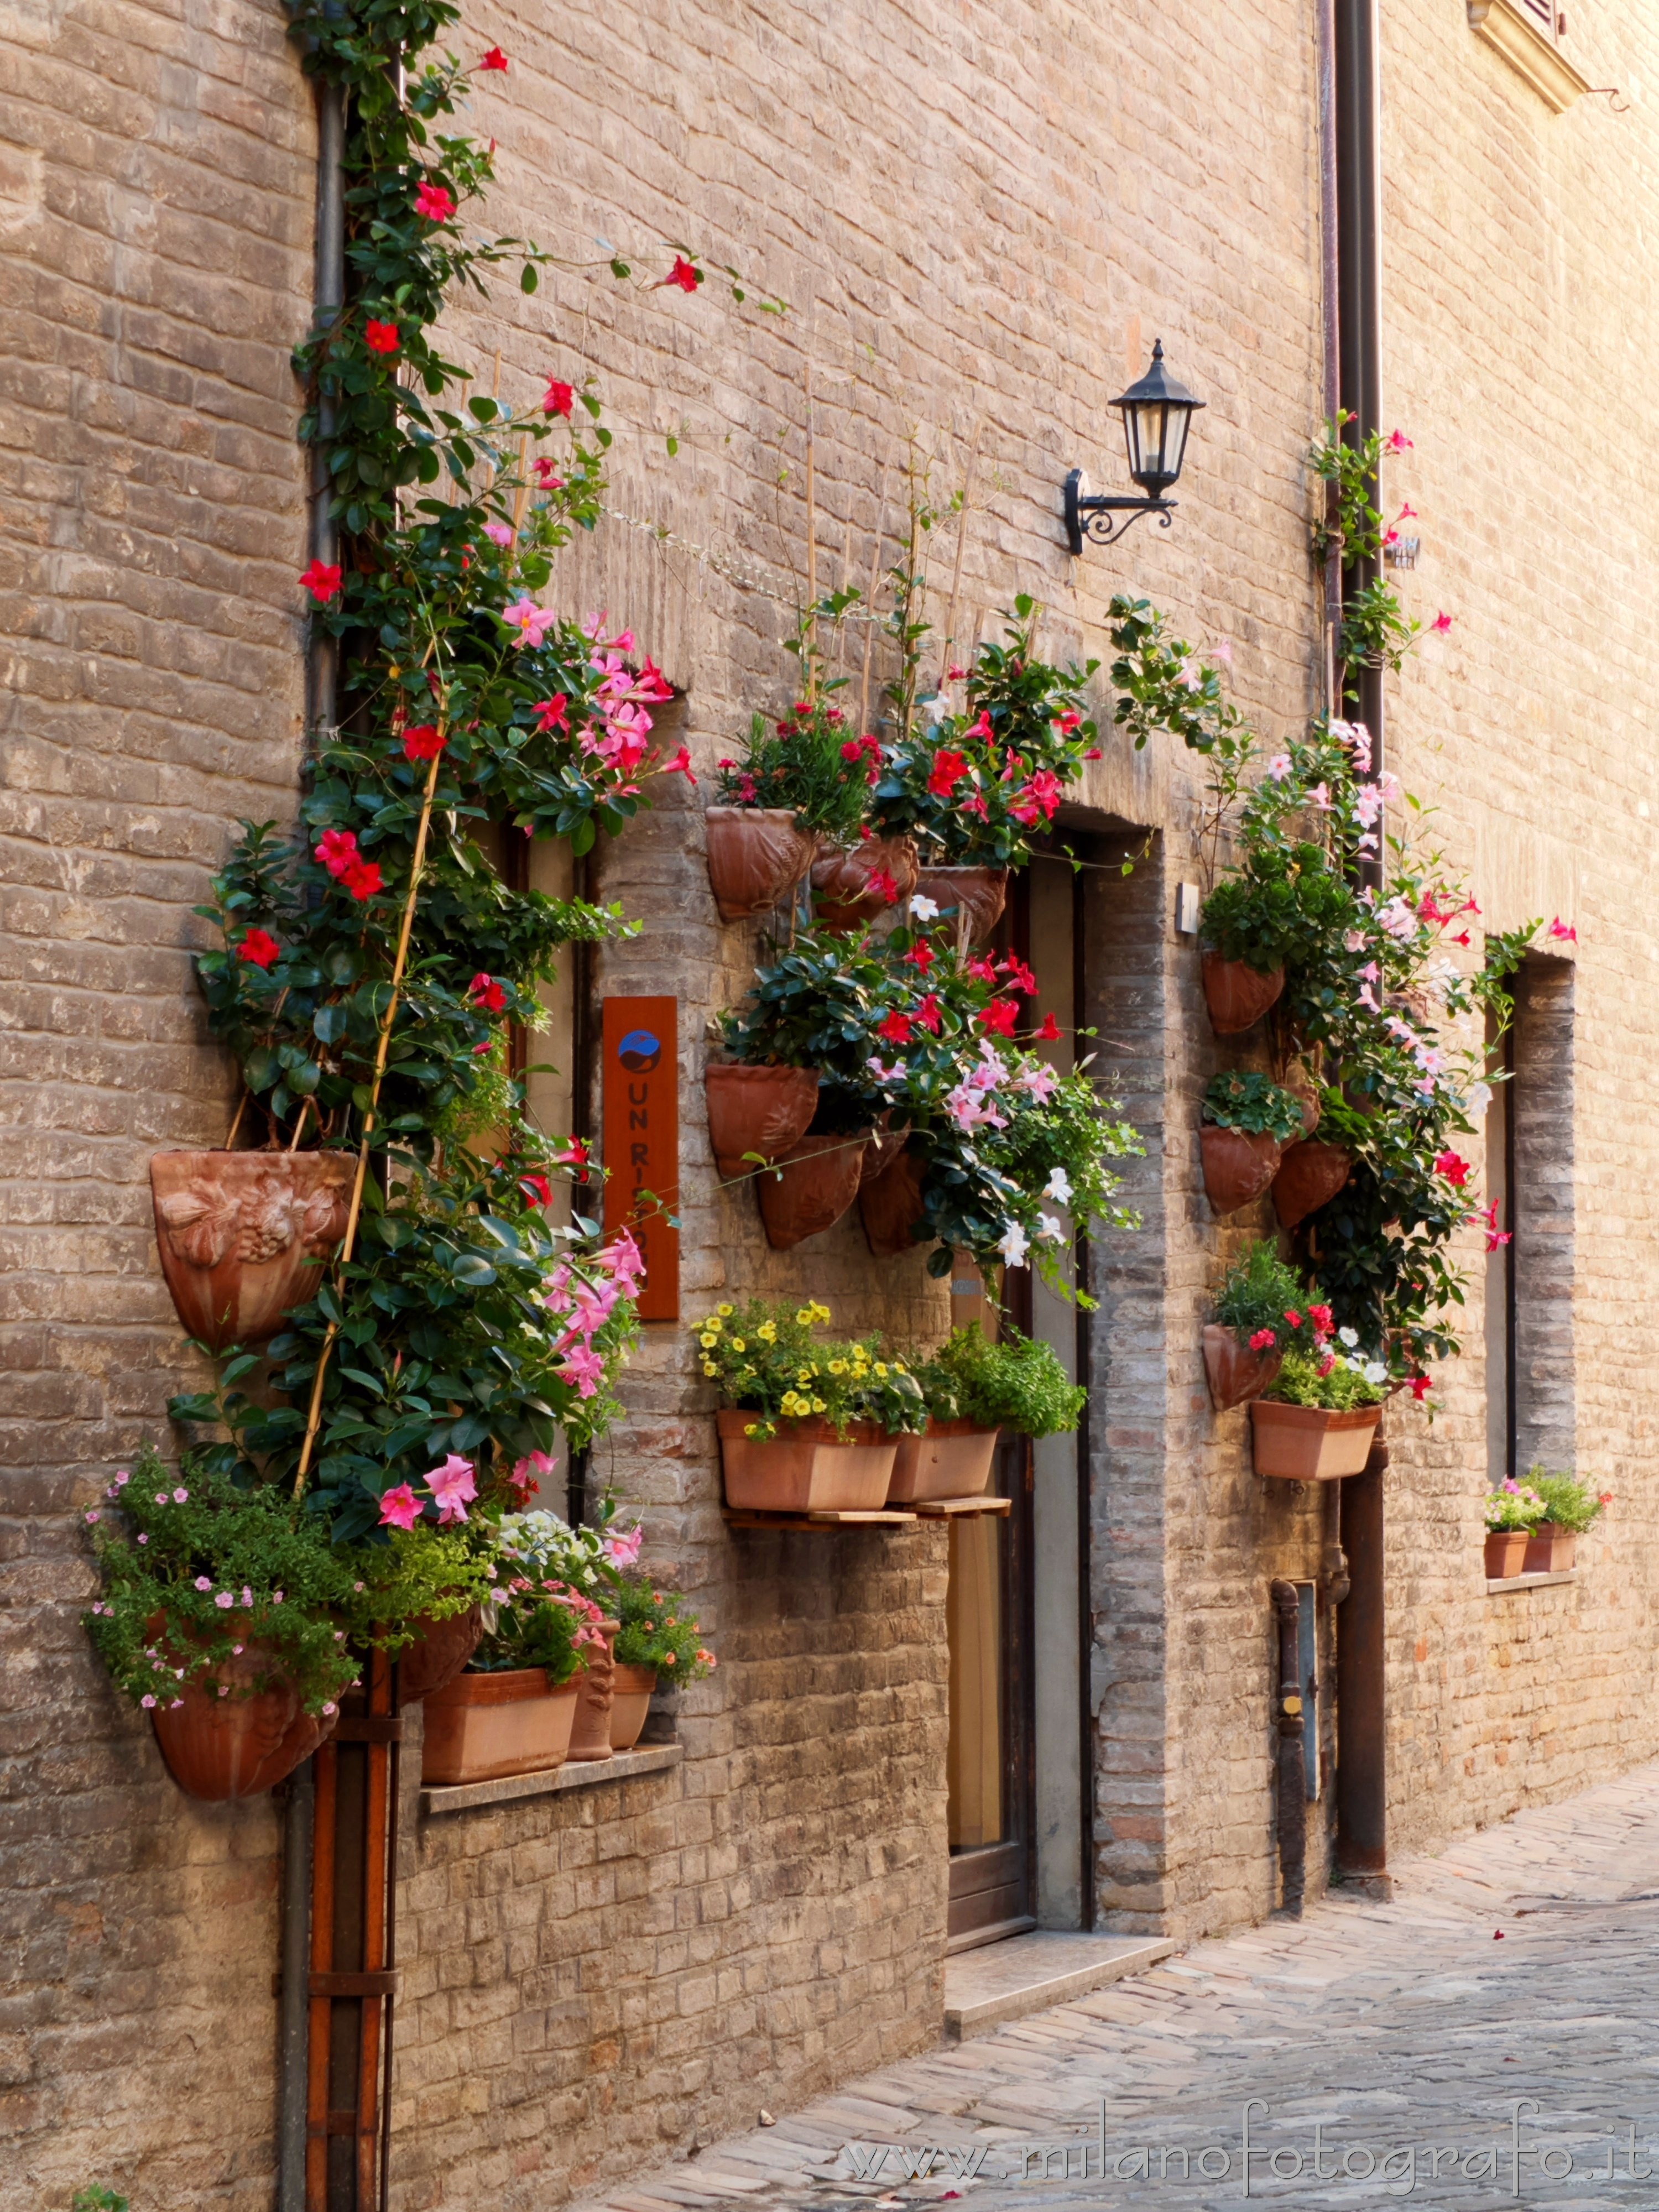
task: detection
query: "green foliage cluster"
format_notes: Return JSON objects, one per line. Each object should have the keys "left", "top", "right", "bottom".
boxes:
{"left": 1212, "top": 1241, "right": 1325, "bottom": 1358}
{"left": 472, "top": 1575, "right": 604, "bottom": 1684}
{"left": 613, "top": 1577, "right": 716, "bottom": 1681}
{"left": 1525, "top": 1467, "right": 1611, "bottom": 1535}
{"left": 1202, "top": 1072, "right": 1307, "bottom": 1141}
{"left": 1262, "top": 1346, "right": 1385, "bottom": 1411}
{"left": 910, "top": 1326, "right": 1084, "bottom": 1438}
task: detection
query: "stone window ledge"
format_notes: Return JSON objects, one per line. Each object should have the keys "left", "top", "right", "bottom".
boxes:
{"left": 1467, "top": 1, "right": 1592, "bottom": 112}
{"left": 420, "top": 1742, "right": 682, "bottom": 1817}
{"left": 1486, "top": 1568, "right": 1578, "bottom": 1595}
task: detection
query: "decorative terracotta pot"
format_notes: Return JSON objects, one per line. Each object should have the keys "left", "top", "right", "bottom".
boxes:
{"left": 150, "top": 1149, "right": 356, "bottom": 1352}
{"left": 886, "top": 1421, "right": 999, "bottom": 1504}
{"left": 859, "top": 1115, "right": 911, "bottom": 1188}
{"left": 810, "top": 836, "right": 919, "bottom": 930}
{"left": 704, "top": 1062, "right": 819, "bottom": 1181}
{"left": 755, "top": 1133, "right": 864, "bottom": 1249}
{"left": 419, "top": 1669, "right": 581, "bottom": 1787}
{"left": 1200, "top": 1125, "right": 1282, "bottom": 1215}
{"left": 150, "top": 1644, "right": 339, "bottom": 1801}
{"left": 704, "top": 806, "right": 816, "bottom": 921}
{"left": 1250, "top": 1400, "right": 1382, "bottom": 1481}
{"left": 1284, "top": 1063, "right": 1322, "bottom": 1136}
{"left": 859, "top": 1143, "right": 929, "bottom": 1258}
{"left": 1522, "top": 1522, "right": 1576, "bottom": 1573}
{"left": 609, "top": 1663, "right": 658, "bottom": 1753}
{"left": 1484, "top": 1530, "right": 1531, "bottom": 1580}
{"left": 718, "top": 1408, "right": 898, "bottom": 1513}
{"left": 914, "top": 867, "right": 1008, "bottom": 947}
{"left": 1272, "top": 1139, "right": 1353, "bottom": 1230}
{"left": 397, "top": 1605, "right": 484, "bottom": 1703}
{"left": 567, "top": 1620, "right": 621, "bottom": 1764}
{"left": 1201, "top": 1323, "right": 1282, "bottom": 1413}
{"left": 1201, "top": 952, "right": 1285, "bottom": 1035}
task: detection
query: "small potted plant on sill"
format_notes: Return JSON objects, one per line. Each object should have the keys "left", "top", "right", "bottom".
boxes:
{"left": 892, "top": 1323, "right": 1084, "bottom": 1502}
{"left": 707, "top": 690, "right": 870, "bottom": 922}
{"left": 1200, "top": 1071, "right": 1306, "bottom": 1215}
{"left": 1250, "top": 1338, "right": 1385, "bottom": 1481}
{"left": 1203, "top": 1242, "right": 1329, "bottom": 1412}
{"left": 609, "top": 1577, "right": 717, "bottom": 1751}
{"left": 1520, "top": 1467, "right": 1611, "bottom": 1573}
{"left": 696, "top": 1296, "right": 925, "bottom": 1512}
{"left": 1483, "top": 1478, "right": 1549, "bottom": 1580}
{"left": 420, "top": 1578, "right": 609, "bottom": 1788}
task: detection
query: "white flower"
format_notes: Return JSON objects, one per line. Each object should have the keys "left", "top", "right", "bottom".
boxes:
{"left": 1037, "top": 1214, "right": 1065, "bottom": 1242}
{"left": 1338, "top": 1326, "right": 1359, "bottom": 1348}
{"left": 917, "top": 692, "right": 950, "bottom": 726}
{"left": 1266, "top": 753, "right": 1293, "bottom": 780}
{"left": 997, "top": 1221, "right": 1030, "bottom": 1269}
{"left": 1043, "top": 1166, "right": 1073, "bottom": 1204}
{"left": 1466, "top": 1081, "right": 1493, "bottom": 1118}
{"left": 1363, "top": 1360, "right": 1388, "bottom": 1385}
{"left": 910, "top": 894, "right": 940, "bottom": 921}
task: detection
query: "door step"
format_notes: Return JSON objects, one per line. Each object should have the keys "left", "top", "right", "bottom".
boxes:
{"left": 943, "top": 1929, "right": 1175, "bottom": 2040}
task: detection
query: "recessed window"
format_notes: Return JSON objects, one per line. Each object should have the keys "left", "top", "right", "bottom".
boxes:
{"left": 1467, "top": 0, "right": 1593, "bottom": 112}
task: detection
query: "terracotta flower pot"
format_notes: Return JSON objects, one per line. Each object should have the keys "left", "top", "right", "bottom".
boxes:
{"left": 886, "top": 1420, "right": 999, "bottom": 1504}
{"left": 859, "top": 1115, "right": 911, "bottom": 1187}
{"left": 718, "top": 1408, "right": 898, "bottom": 1512}
{"left": 1484, "top": 1529, "right": 1531, "bottom": 1580}
{"left": 150, "top": 1643, "right": 340, "bottom": 1801}
{"left": 1250, "top": 1400, "right": 1382, "bottom": 1481}
{"left": 609, "top": 1663, "right": 658, "bottom": 1752}
{"left": 1272, "top": 1139, "right": 1353, "bottom": 1230}
{"left": 397, "top": 1605, "right": 484, "bottom": 1703}
{"left": 810, "top": 835, "right": 919, "bottom": 930}
{"left": 704, "top": 806, "right": 816, "bottom": 921}
{"left": 859, "top": 1143, "right": 929, "bottom": 1258}
{"left": 419, "top": 1669, "right": 581, "bottom": 1787}
{"left": 150, "top": 1149, "right": 356, "bottom": 1352}
{"left": 755, "top": 1133, "right": 864, "bottom": 1249}
{"left": 1201, "top": 952, "right": 1285, "bottom": 1036}
{"left": 1200, "top": 1125, "right": 1282, "bottom": 1215}
{"left": 914, "top": 866, "right": 1008, "bottom": 947}
{"left": 704, "top": 1062, "right": 819, "bottom": 1180}
{"left": 1202, "top": 1323, "right": 1283, "bottom": 1412}
{"left": 567, "top": 1620, "right": 621, "bottom": 1764}
{"left": 1522, "top": 1522, "right": 1576, "bottom": 1573}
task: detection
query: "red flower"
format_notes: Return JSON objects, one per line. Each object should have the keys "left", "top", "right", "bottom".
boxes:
{"left": 299, "top": 559, "right": 342, "bottom": 602}
{"left": 315, "top": 828, "right": 361, "bottom": 879}
{"left": 1000, "top": 954, "right": 1038, "bottom": 996}
{"left": 1410, "top": 1375, "right": 1433, "bottom": 1401}
{"left": 1431, "top": 611, "right": 1453, "bottom": 635}
{"left": 877, "top": 1009, "right": 914, "bottom": 1045}
{"left": 1249, "top": 1329, "right": 1276, "bottom": 1352}
{"left": 1283, "top": 1308, "right": 1303, "bottom": 1329}
{"left": 906, "top": 941, "right": 936, "bottom": 975}
{"left": 520, "top": 1171, "right": 551, "bottom": 1207}
{"left": 662, "top": 255, "right": 701, "bottom": 293}
{"left": 1433, "top": 1150, "right": 1470, "bottom": 1187}
{"left": 554, "top": 1137, "right": 591, "bottom": 1177}
{"left": 867, "top": 868, "right": 899, "bottom": 905}
{"left": 364, "top": 319, "right": 400, "bottom": 355}
{"left": 915, "top": 994, "right": 942, "bottom": 1033}
{"left": 532, "top": 457, "right": 565, "bottom": 489}
{"left": 1308, "top": 1303, "right": 1334, "bottom": 1334}
{"left": 927, "top": 748, "right": 970, "bottom": 796}
{"left": 977, "top": 998, "right": 1019, "bottom": 1037}
{"left": 402, "top": 723, "right": 445, "bottom": 761}
{"left": 965, "top": 954, "right": 998, "bottom": 984}
{"left": 237, "top": 927, "right": 280, "bottom": 969}
{"left": 478, "top": 45, "right": 508, "bottom": 69}
{"left": 414, "top": 180, "right": 455, "bottom": 223}
{"left": 469, "top": 973, "right": 508, "bottom": 1013}
{"left": 341, "top": 860, "right": 381, "bottom": 901}
{"left": 1034, "top": 1012, "right": 1062, "bottom": 1042}
{"left": 1548, "top": 916, "right": 1577, "bottom": 943}
{"left": 661, "top": 745, "right": 697, "bottom": 781}
{"left": 533, "top": 695, "right": 570, "bottom": 734}
{"left": 542, "top": 378, "right": 575, "bottom": 418}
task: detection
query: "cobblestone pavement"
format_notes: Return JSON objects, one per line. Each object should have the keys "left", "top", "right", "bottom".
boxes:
{"left": 573, "top": 1764, "right": 1659, "bottom": 2211}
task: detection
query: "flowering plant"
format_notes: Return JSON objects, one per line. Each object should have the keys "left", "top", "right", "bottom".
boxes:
{"left": 1262, "top": 1343, "right": 1386, "bottom": 1411}
{"left": 494, "top": 1498, "right": 643, "bottom": 1603}
{"left": 1202, "top": 1071, "right": 1307, "bottom": 1142}
{"left": 1483, "top": 1480, "right": 1548, "bottom": 1532}
{"left": 693, "top": 1298, "right": 925, "bottom": 1439}
{"left": 908, "top": 1325, "right": 1084, "bottom": 1437}
{"left": 469, "top": 1576, "right": 607, "bottom": 1684}
{"left": 1525, "top": 1467, "right": 1611, "bottom": 1535}
{"left": 1212, "top": 1241, "right": 1331, "bottom": 1359}
{"left": 613, "top": 1576, "right": 717, "bottom": 1681}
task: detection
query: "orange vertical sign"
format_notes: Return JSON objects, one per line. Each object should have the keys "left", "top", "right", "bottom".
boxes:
{"left": 601, "top": 996, "right": 680, "bottom": 1321}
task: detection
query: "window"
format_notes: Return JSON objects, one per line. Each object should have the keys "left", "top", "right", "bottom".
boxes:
{"left": 1466, "top": 0, "right": 1592, "bottom": 113}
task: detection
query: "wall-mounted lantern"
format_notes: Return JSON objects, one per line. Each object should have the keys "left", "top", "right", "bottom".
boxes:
{"left": 1063, "top": 340, "right": 1206, "bottom": 554}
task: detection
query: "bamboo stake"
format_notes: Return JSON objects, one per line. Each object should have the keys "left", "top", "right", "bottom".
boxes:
{"left": 286, "top": 1098, "right": 311, "bottom": 1154}
{"left": 224, "top": 1088, "right": 249, "bottom": 1152}
{"left": 803, "top": 359, "right": 817, "bottom": 703}
{"left": 941, "top": 415, "right": 984, "bottom": 682}
{"left": 858, "top": 459, "right": 891, "bottom": 735}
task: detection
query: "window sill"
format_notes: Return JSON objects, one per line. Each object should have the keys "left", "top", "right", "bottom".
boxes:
{"left": 420, "top": 1741, "right": 682, "bottom": 1817}
{"left": 1467, "top": 0, "right": 1592, "bottom": 112}
{"left": 1486, "top": 1568, "right": 1578, "bottom": 1595}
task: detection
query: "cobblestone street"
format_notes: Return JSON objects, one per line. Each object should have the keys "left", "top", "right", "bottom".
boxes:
{"left": 576, "top": 1766, "right": 1659, "bottom": 2211}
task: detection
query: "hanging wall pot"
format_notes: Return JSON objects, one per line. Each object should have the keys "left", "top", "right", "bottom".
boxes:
{"left": 704, "top": 807, "right": 817, "bottom": 921}
{"left": 150, "top": 1150, "right": 356, "bottom": 1352}
{"left": 810, "top": 835, "right": 919, "bottom": 930}
{"left": 1201, "top": 952, "right": 1285, "bottom": 1036}
{"left": 859, "top": 1142, "right": 929, "bottom": 1257}
{"left": 1272, "top": 1139, "right": 1353, "bottom": 1229}
{"left": 703, "top": 1062, "right": 819, "bottom": 1180}
{"left": 755, "top": 1134, "right": 864, "bottom": 1248}
{"left": 913, "top": 866, "right": 1008, "bottom": 947}
{"left": 1202, "top": 1323, "right": 1283, "bottom": 1412}
{"left": 1200, "top": 1126, "right": 1282, "bottom": 1215}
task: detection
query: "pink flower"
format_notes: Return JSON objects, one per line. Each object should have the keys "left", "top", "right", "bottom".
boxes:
{"left": 661, "top": 744, "right": 696, "bottom": 781}
{"left": 316, "top": 827, "right": 361, "bottom": 879}
{"left": 478, "top": 44, "right": 508, "bottom": 69}
{"left": 532, "top": 457, "right": 565, "bottom": 489}
{"left": 1249, "top": 1329, "right": 1276, "bottom": 1352}
{"left": 1265, "top": 754, "right": 1293, "bottom": 780}
{"left": 503, "top": 597, "right": 557, "bottom": 649}
{"left": 299, "top": 559, "right": 342, "bottom": 603}
{"left": 84, "top": 1509, "right": 100, "bottom": 1524}
{"left": 1431, "top": 611, "right": 1453, "bottom": 635}
{"left": 378, "top": 1483, "right": 422, "bottom": 1531}
{"left": 542, "top": 378, "right": 575, "bottom": 418}
{"left": 662, "top": 255, "right": 701, "bottom": 293}
{"left": 511, "top": 1450, "right": 556, "bottom": 1502}
{"left": 1549, "top": 917, "right": 1577, "bottom": 943}
{"left": 557, "top": 1343, "right": 608, "bottom": 1399}
{"left": 194, "top": 1576, "right": 211, "bottom": 1591}
{"left": 426, "top": 1454, "right": 477, "bottom": 1525}
{"left": 173, "top": 1487, "right": 188, "bottom": 1503}
{"left": 1433, "top": 1150, "right": 1471, "bottom": 1187}
{"left": 141, "top": 1694, "right": 156, "bottom": 1709}
{"left": 1385, "top": 429, "right": 1413, "bottom": 453}
{"left": 483, "top": 521, "right": 514, "bottom": 547}
{"left": 1482, "top": 1201, "right": 1511, "bottom": 1253}
{"left": 215, "top": 1592, "right": 234, "bottom": 1609}
{"left": 603, "top": 1524, "right": 645, "bottom": 1567}
{"left": 414, "top": 179, "right": 455, "bottom": 223}
{"left": 1016, "top": 1062, "right": 1058, "bottom": 1103}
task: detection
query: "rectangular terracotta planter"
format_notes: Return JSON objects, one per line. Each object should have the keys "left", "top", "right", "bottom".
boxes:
{"left": 717, "top": 1408, "right": 897, "bottom": 1512}
{"left": 886, "top": 1420, "right": 999, "bottom": 1503}
{"left": 1249, "top": 1400, "right": 1382, "bottom": 1481}
{"left": 1484, "top": 1528, "right": 1531, "bottom": 1579}
{"left": 420, "top": 1668, "right": 581, "bottom": 1786}
{"left": 1522, "top": 1522, "right": 1577, "bottom": 1573}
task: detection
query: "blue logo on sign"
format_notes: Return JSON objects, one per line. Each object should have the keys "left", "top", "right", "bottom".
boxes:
{"left": 618, "top": 1028, "right": 662, "bottom": 1073}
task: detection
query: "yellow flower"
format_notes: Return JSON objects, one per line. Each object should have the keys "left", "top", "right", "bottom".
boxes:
{"left": 702, "top": 1360, "right": 718, "bottom": 1377}
{"left": 875, "top": 1362, "right": 888, "bottom": 1378}
{"left": 795, "top": 1308, "right": 815, "bottom": 1326}
{"left": 894, "top": 1360, "right": 907, "bottom": 1374}
{"left": 811, "top": 1396, "right": 826, "bottom": 1413}
{"left": 828, "top": 1359, "right": 847, "bottom": 1376}
{"left": 743, "top": 1421, "right": 759, "bottom": 1437}
{"left": 731, "top": 1338, "right": 746, "bottom": 1353}
{"left": 757, "top": 1321, "right": 776, "bottom": 1342}
{"left": 718, "top": 1303, "right": 734, "bottom": 1317}
{"left": 797, "top": 1369, "right": 812, "bottom": 1384}
{"left": 700, "top": 1334, "right": 717, "bottom": 1349}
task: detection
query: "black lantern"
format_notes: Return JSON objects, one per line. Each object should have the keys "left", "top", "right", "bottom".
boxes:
{"left": 1064, "top": 340, "right": 1206, "bottom": 554}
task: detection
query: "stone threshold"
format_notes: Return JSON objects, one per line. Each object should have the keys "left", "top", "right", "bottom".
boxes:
{"left": 1486, "top": 1569, "right": 1578, "bottom": 1595}
{"left": 943, "top": 1929, "right": 1175, "bottom": 2041}
{"left": 421, "top": 1743, "right": 682, "bottom": 1816}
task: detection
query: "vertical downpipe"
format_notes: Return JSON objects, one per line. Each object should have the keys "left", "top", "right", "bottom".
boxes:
{"left": 1269, "top": 1582, "right": 1307, "bottom": 1916}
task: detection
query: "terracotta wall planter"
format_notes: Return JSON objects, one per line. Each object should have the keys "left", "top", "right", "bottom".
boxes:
{"left": 1272, "top": 1139, "right": 1353, "bottom": 1229}
{"left": 1249, "top": 1400, "right": 1382, "bottom": 1480}
{"left": 705, "top": 1062, "right": 818, "bottom": 1180}
{"left": 1522, "top": 1522, "right": 1577, "bottom": 1573}
{"left": 810, "top": 835, "right": 919, "bottom": 930}
{"left": 1202, "top": 1323, "right": 1282, "bottom": 1412}
{"left": 397, "top": 1604, "right": 483, "bottom": 1702}
{"left": 150, "top": 1149, "right": 356, "bottom": 1352}
{"left": 150, "top": 1644, "right": 339, "bottom": 1801}
{"left": 755, "top": 1133, "right": 864, "bottom": 1248}
{"left": 419, "top": 1668, "right": 581, "bottom": 1786}
{"left": 1484, "top": 1529, "right": 1530, "bottom": 1579}
{"left": 704, "top": 806, "right": 816, "bottom": 921}
{"left": 609, "top": 1663, "right": 658, "bottom": 1752}
{"left": 1201, "top": 952, "right": 1285, "bottom": 1035}
{"left": 886, "top": 1420, "right": 999, "bottom": 1503}
{"left": 1201, "top": 1125, "right": 1282, "bottom": 1215}
{"left": 859, "top": 1143, "right": 928, "bottom": 1257}
{"left": 567, "top": 1620, "right": 620, "bottom": 1763}
{"left": 913, "top": 865, "right": 1008, "bottom": 946}
{"left": 859, "top": 1115, "right": 910, "bottom": 1187}
{"left": 718, "top": 1407, "right": 897, "bottom": 1512}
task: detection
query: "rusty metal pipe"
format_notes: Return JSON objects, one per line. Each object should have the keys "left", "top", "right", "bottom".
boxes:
{"left": 1269, "top": 1581, "right": 1307, "bottom": 1916}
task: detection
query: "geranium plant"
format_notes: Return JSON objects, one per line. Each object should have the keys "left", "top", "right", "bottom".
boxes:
{"left": 1262, "top": 1344, "right": 1386, "bottom": 1412}
{"left": 693, "top": 1298, "right": 925, "bottom": 1439}
{"left": 1212, "top": 1241, "right": 1332, "bottom": 1359}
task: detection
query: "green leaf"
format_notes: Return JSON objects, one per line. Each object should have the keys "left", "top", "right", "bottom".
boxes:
{"left": 520, "top": 263, "right": 538, "bottom": 294}
{"left": 450, "top": 1253, "right": 497, "bottom": 1286}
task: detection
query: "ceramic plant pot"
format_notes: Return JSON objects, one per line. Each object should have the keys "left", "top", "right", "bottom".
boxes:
{"left": 397, "top": 1605, "right": 484, "bottom": 1703}
{"left": 150, "top": 1644, "right": 340, "bottom": 1801}
{"left": 608, "top": 1663, "right": 658, "bottom": 1753}
{"left": 1201, "top": 952, "right": 1285, "bottom": 1036}
{"left": 704, "top": 1062, "right": 820, "bottom": 1181}
{"left": 1484, "top": 1530, "right": 1531, "bottom": 1580}
{"left": 1201, "top": 1323, "right": 1283, "bottom": 1413}
{"left": 1200, "top": 1126, "right": 1282, "bottom": 1215}
{"left": 810, "top": 836, "right": 920, "bottom": 930}
{"left": 755, "top": 1133, "right": 864, "bottom": 1249}
{"left": 885, "top": 1420, "right": 999, "bottom": 1504}
{"left": 567, "top": 1620, "right": 621, "bottom": 1764}
{"left": 704, "top": 807, "right": 817, "bottom": 921}
{"left": 914, "top": 867, "right": 1009, "bottom": 947}
{"left": 150, "top": 1149, "right": 356, "bottom": 1352}
{"left": 859, "top": 1143, "right": 930, "bottom": 1258}
{"left": 419, "top": 1669, "right": 581, "bottom": 1787}
{"left": 718, "top": 1409, "right": 898, "bottom": 1513}
{"left": 1522, "top": 1522, "right": 1577, "bottom": 1573}
{"left": 1249, "top": 1400, "right": 1383, "bottom": 1481}
{"left": 859, "top": 1115, "right": 911, "bottom": 1188}
{"left": 1272, "top": 1139, "right": 1353, "bottom": 1230}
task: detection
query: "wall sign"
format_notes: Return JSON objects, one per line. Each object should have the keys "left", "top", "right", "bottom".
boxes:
{"left": 601, "top": 995, "right": 680, "bottom": 1320}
